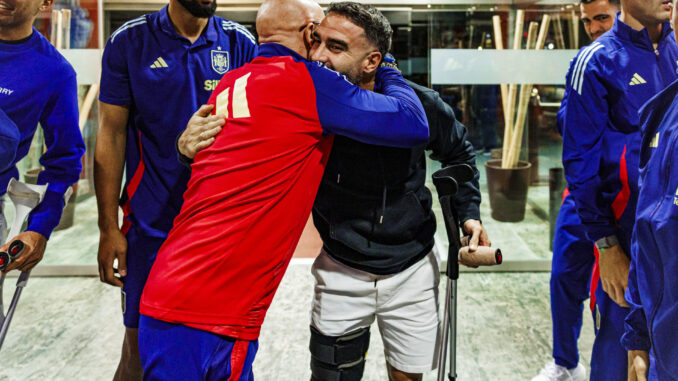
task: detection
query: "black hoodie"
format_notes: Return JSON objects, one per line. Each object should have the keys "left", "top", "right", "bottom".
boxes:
{"left": 312, "top": 80, "right": 481, "bottom": 275}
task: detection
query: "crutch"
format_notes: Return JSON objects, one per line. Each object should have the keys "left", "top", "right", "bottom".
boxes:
{"left": 432, "top": 164, "right": 503, "bottom": 381}
{"left": 0, "top": 179, "right": 52, "bottom": 350}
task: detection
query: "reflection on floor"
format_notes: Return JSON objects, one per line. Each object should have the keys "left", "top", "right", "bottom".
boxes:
{"left": 0, "top": 268, "right": 594, "bottom": 381}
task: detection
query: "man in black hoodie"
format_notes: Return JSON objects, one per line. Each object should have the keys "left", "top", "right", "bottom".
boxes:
{"left": 177, "top": 3, "right": 488, "bottom": 380}
{"left": 305, "top": 4, "right": 487, "bottom": 380}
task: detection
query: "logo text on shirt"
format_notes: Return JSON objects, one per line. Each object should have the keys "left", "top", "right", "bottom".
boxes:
{"left": 0, "top": 87, "right": 14, "bottom": 96}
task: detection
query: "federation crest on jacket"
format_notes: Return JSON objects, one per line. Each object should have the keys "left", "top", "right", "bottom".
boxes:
{"left": 211, "top": 49, "right": 230, "bottom": 74}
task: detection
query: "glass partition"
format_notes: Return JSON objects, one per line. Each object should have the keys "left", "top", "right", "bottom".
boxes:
{"left": 397, "top": 7, "right": 585, "bottom": 267}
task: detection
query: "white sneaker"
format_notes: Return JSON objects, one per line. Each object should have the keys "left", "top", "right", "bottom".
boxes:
{"left": 531, "top": 361, "right": 586, "bottom": 381}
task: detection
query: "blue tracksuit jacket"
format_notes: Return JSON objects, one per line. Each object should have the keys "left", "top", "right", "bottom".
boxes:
{"left": 562, "top": 17, "right": 678, "bottom": 245}
{"left": 622, "top": 79, "right": 678, "bottom": 379}
{"left": 0, "top": 30, "right": 86, "bottom": 238}
{"left": 0, "top": 108, "right": 19, "bottom": 173}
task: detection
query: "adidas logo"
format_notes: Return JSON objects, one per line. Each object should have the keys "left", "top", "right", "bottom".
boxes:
{"left": 629, "top": 73, "right": 647, "bottom": 86}
{"left": 150, "top": 57, "right": 168, "bottom": 69}
{"left": 650, "top": 132, "right": 659, "bottom": 148}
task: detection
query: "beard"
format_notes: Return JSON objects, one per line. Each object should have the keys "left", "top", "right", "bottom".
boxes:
{"left": 177, "top": 0, "right": 217, "bottom": 18}
{"left": 324, "top": 62, "right": 363, "bottom": 85}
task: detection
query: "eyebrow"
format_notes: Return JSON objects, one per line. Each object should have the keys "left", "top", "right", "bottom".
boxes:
{"left": 312, "top": 30, "right": 350, "bottom": 50}
{"left": 327, "top": 38, "right": 349, "bottom": 49}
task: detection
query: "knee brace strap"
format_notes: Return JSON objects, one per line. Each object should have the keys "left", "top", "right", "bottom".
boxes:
{"left": 310, "top": 326, "right": 370, "bottom": 381}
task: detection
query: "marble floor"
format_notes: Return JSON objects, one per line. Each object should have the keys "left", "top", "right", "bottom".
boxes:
{"left": 0, "top": 267, "right": 594, "bottom": 381}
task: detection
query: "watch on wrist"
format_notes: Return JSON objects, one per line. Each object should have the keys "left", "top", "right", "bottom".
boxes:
{"left": 595, "top": 235, "right": 619, "bottom": 250}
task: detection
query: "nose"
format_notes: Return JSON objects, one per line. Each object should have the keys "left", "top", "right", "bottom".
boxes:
{"left": 310, "top": 44, "right": 328, "bottom": 63}
{"left": 590, "top": 21, "right": 603, "bottom": 36}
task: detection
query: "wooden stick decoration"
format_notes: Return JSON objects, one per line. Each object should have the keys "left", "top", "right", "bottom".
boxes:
{"left": 79, "top": 84, "right": 99, "bottom": 133}
{"left": 502, "top": 9, "right": 524, "bottom": 167}
{"left": 493, "top": 15, "right": 510, "bottom": 151}
{"left": 506, "top": 15, "right": 551, "bottom": 168}
{"left": 503, "top": 21, "right": 538, "bottom": 168}
{"left": 50, "top": 10, "right": 59, "bottom": 47}
{"left": 571, "top": 10, "right": 580, "bottom": 49}
{"left": 55, "top": 10, "right": 63, "bottom": 49}
{"left": 554, "top": 14, "right": 566, "bottom": 50}
{"left": 62, "top": 9, "right": 71, "bottom": 50}
{"left": 525, "top": 19, "right": 538, "bottom": 50}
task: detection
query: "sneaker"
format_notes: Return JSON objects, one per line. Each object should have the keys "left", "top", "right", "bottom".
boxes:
{"left": 531, "top": 361, "right": 586, "bottom": 381}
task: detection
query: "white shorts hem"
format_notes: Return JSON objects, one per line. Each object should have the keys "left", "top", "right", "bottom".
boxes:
{"left": 384, "top": 356, "right": 437, "bottom": 374}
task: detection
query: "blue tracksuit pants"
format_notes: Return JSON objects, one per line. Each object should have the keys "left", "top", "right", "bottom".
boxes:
{"left": 551, "top": 193, "right": 628, "bottom": 379}
{"left": 551, "top": 193, "right": 595, "bottom": 369}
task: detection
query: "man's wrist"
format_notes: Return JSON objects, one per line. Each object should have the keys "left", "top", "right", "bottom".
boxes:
{"left": 98, "top": 218, "right": 120, "bottom": 233}
{"left": 176, "top": 133, "right": 194, "bottom": 166}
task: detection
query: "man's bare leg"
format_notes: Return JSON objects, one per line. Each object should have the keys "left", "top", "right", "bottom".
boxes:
{"left": 113, "top": 328, "right": 142, "bottom": 381}
{"left": 387, "top": 362, "right": 422, "bottom": 381}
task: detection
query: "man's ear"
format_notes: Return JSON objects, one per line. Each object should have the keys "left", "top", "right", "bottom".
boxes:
{"left": 40, "top": 0, "right": 54, "bottom": 11}
{"left": 362, "top": 51, "right": 382, "bottom": 74}
{"left": 304, "top": 22, "right": 317, "bottom": 48}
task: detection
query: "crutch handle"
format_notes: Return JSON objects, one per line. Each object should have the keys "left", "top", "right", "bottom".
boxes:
{"left": 8, "top": 241, "right": 24, "bottom": 259}
{"left": 0, "top": 240, "right": 26, "bottom": 272}
{"left": 458, "top": 246, "right": 502, "bottom": 268}
{"left": 0, "top": 253, "right": 9, "bottom": 272}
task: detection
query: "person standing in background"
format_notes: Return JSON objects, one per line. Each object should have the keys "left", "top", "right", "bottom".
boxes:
{"left": 533, "top": 1, "right": 621, "bottom": 380}
{"left": 94, "top": 0, "right": 257, "bottom": 378}
{"left": 0, "top": 0, "right": 85, "bottom": 271}
{"left": 557, "top": 1, "right": 677, "bottom": 380}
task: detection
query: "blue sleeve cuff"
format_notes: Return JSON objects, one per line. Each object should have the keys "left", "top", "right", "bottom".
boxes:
{"left": 622, "top": 285, "right": 652, "bottom": 351}
{"left": 584, "top": 225, "right": 620, "bottom": 243}
{"left": 98, "top": 94, "right": 131, "bottom": 107}
{"left": 621, "top": 328, "right": 652, "bottom": 351}
{"left": 26, "top": 190, "right": 66, "bottom": 239}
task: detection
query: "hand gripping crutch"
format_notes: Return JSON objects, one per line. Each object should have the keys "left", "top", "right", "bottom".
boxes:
{"left": 432, "top": 164, "right": 503, "bottom": 381}
{"left": 0, "top": 178, "right": 58, "bottom": 351}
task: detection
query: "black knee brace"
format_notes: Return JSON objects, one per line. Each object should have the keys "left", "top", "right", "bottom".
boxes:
{"left": 309, "top": 326, "right": 370, "bottom": 381}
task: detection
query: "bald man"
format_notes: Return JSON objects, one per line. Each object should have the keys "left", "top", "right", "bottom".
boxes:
{"left": 136, "top": 0, "right": 429, "bottom": 379}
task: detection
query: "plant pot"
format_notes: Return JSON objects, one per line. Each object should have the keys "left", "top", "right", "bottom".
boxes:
{"left": 485, "top": 159, "right": 532, "bottom": 222}
{"left": 23, "top": 168, "right": 77, "bottom": 231}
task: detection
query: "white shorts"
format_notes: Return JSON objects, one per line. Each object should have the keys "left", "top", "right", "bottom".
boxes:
{"left": 310, "top": 249, "right": 441, "bottom": 374}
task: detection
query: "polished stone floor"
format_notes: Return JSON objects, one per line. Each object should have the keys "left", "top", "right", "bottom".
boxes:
{"left": 0, "top": 268, "right": 594, "bottom": 381}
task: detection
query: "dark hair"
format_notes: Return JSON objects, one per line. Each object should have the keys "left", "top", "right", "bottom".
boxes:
{"left": 327, "top": 2, "right": 393, "bottom": 58}
{"left": 581, "top": 0, "right": 620, "bottom": 6}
